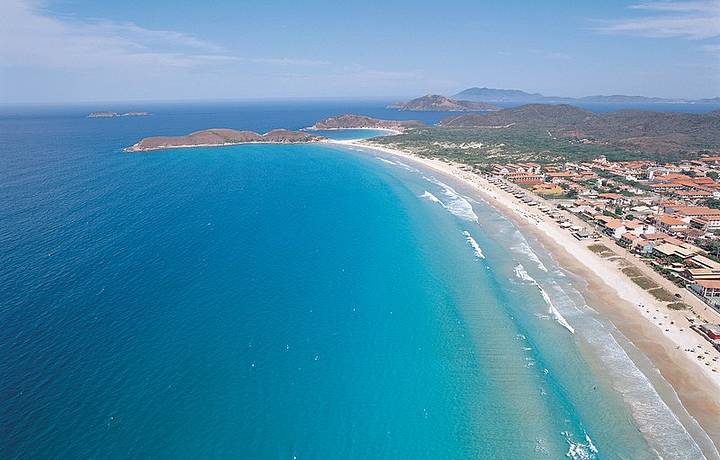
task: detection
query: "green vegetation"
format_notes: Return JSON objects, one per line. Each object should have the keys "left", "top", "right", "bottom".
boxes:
{"left": 588, "top": 244, "right": 614, "bottom": 257}
{"left": 648, "top": 287, "right": 676, "bottom": 302}
{"left": 369, "top": 127, "right": 640, "bottom": 165}
{"left": 667, "top": 302, "right": 689, "bottom": 310}
{"left": 631, "top": 276, "right": 660, "bottom": 290}
{"left": 621, "top": 267, "right": 644, "bottom": 278}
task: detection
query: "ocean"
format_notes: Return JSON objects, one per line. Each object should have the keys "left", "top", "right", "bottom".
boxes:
{"left": 0, "top": 101, "right": 716, "bottom": 459}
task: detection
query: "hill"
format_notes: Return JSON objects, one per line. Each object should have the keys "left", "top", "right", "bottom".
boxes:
{"left": 453, "top": 87, "right": 720, "bottom": 106}
{"left": 126, "top": 128, "right": 325, "bottom": 152}
{"left": 311, "top": 114, "right": 425, "bottom": 130}
{"left": 388, "top": 95, "right": 498, "bottom": 111}
{"left": 453, "top": 88, "right": 548, "bottom": 103}
{"left": 438, "top": 104, "right": 720, "bottom": 154}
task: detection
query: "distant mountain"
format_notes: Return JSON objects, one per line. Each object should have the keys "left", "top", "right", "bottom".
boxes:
{"left": 453, "top": 88, "right": 548, "bottom": 103}
{"left": 697, "top": 97, "right": 720, "bottom": 105}
{"left": 388, "top": 95, "right": 498, "bottom": 112}
{"left": 311, "top": 114, "right": 425, "bottom": 130}
{"left": 439, "top": 103, "right": 720, "bottom": 153}
{"left": 452, "top": 87, "right": 720, "bottom": 106}
{"left": 88, "top": 111, "right": 150, "bottom": 118}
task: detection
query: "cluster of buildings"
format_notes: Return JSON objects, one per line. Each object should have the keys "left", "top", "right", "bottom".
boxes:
{"left": 490, "top": 156, "right": 720, "bottom": 311}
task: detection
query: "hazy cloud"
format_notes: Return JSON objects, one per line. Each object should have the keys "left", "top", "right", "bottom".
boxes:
{"left": 0, "top": 0, "right": 323, "bottom": 70}
{"left": 595, "top": 0, "right": 720, "bottom": 39}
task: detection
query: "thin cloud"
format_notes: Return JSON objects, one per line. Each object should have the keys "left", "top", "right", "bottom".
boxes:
{"left": 593, "top": 0, "right": 720, "bottom": 39}
{"left": 0, "top": 0, "right": 323, "bottom": 70}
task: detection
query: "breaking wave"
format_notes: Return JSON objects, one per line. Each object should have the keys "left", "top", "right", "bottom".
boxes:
{"left": 515, "top": 241, "right": 548, "bottom": 272}
{"left": 514, "top": 264, "right": 574, "bottom": 334}
{"left": 424, "top": 176, "right": 479, "bottom": 222}
{"left": 463, "top": 231, "right": 485, "bottom": 259}
{"left": 375, "top": 156, "right": 397, "bottom": 165}
{"left": 563, "top": 431, "right": 599, "bottom": 460}
{"left": 513, "top": 263, "right": 535, "bottom": 282}
{"left": 420, "top": 191, "right": 443, "bottom": 205}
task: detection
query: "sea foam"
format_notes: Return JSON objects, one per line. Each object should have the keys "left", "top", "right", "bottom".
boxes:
{"left": 514, "top": 264, "right": 574, "bottom": 334}
{"left": 463, "top": 231, "right": 485, "bottom": 259}
{"left": 563, "top": 431, "right": 599, "bottom": 460}
{"left": 424, "top": 176, "right": 479, "bottom": 222}
{"left": 515, "top": 241, "right": 548, "bottom": 272}
{"left": 420, "top": 191, "right": 444, "bottom": 206}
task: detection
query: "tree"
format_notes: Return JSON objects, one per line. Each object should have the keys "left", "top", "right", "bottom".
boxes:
{"left": 708, "top": 171, "right": 719, "bottom": 180}
{"left": 707, "top": 198, "right": 720, "bottom": 209}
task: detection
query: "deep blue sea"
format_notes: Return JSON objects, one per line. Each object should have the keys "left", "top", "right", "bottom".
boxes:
{"left": 1, "top": 101, "right": 718, "bottom": 459}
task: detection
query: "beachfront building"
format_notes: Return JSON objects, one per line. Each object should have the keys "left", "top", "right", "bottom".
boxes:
{"left": 690, "top": 280, "right": 720, "bottom": 301}
{"left": 507, "top": 172, "right": 543, "bottom": 185}
{"left": 652, "top": 242, "right": 700, "bottom": 260}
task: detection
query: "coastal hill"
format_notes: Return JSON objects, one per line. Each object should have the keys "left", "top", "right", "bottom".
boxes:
{"left": 388, "top": 95, "right": 498, "bottom": 112}
{"left": 453, "top": 87, "right": 720, "bottom": 106}
{"left": 438, "top": 104, "right": 720, "bottom": 153}
{"left": 311, "top": 114, "right": 425, "bottom": 130}
{"left": 126, "top": 128, "right": 325, "bottom": 152}
{"left": 89, "top": 111, "right": 150, "bottom": 118}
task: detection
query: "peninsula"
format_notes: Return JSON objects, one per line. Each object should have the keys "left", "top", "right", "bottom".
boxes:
{"left": 126, "top": 128, "right": 325, "bottom": 152}
{"left": 310, "top": 114, "right": 425, "bottom": 131}
{"left": 388, "top": 94, "right": 498, "bottom": 112}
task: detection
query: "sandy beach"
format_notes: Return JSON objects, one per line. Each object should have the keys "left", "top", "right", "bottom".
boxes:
{"left": 337, "top": 139, "right": 720, "bottom": 456}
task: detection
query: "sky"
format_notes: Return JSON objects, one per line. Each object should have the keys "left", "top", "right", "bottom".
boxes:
{"left": 0, "top": 0, "right": 719, "bottom": 103}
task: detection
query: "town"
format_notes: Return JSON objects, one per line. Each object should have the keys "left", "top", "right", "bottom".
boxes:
{"left": 487, "top": 155, "right": 720, "bottom": 354}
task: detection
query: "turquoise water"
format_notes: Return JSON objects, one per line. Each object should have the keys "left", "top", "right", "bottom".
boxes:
{"left": 0, "top": 103, "right": 714, "bottom": 458}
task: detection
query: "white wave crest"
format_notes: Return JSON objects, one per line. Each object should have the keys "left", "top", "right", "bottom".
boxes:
{"left": 375, "top": 156, "right": 397, "bottom": 165}
{"left": 514, "top": 264, "right": 535, "bottom": 282}
{"left": 539, "top": 285, "right": 575, "bottom": 334}
{"left": 420, "top": 191, "right": 444, "bottom": 206}
{"left": 516, "top": 241, "right": 548, "bottom": 272}
{"left": 424, "top": 176, "right": 479, "bottom": 222}
{"left": 514, "top": 264, "right": 574, "bottom": 334}
{"left": 563, "top": 431, "right": 599, "bottom": 460}
{"left": 463, "top": 231, "right": 485, "bottom": 259}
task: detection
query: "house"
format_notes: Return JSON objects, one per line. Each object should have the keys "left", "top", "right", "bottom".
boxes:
{"left": 598, "top": 193, "right": 625, "bottom": 205}
{"left": 656, "top": 215, "right": 688, "bottom": 233}
{"left": 652, "top": 243, "right": 699, "bottom": 260}
{"left": 619, "top": 232, "right": 639, "bottom": 249}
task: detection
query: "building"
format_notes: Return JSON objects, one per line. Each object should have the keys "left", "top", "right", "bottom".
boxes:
{"left": 656, "top": 215, "right": 688, "bottom": 233}
{"left": 690, "top": 279, "right": 720, "bottom": 299}
{"left": 652, "top": 243, "right": 699, "bottom": 260}
{"left": 507, "top": 173, "right": 543, "bottom": 185}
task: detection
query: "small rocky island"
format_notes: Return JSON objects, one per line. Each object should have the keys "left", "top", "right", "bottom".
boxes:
{"left": 126, "top": 128, "right": 326, "bottom": 152}
{"left": 89, "top": 111, "right": 151, "bottom": 118}
{"left": 388, "top": 95, "right": 498, "bottom": 112}
{"left": 311, "top": 114, "right": 425, "bottom": 131}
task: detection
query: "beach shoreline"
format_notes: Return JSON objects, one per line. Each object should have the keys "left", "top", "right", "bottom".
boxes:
{"left": 335, "top": 138, "right": 720, "bottom": 457}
